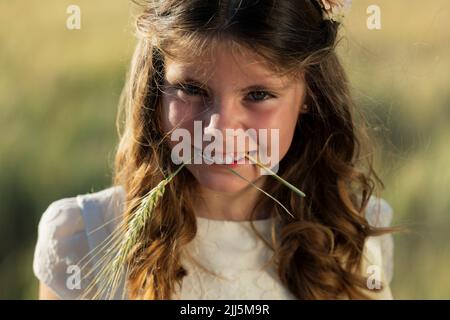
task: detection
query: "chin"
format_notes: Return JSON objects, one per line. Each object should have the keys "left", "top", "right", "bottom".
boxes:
{"left": 186, "top": 164, "right": 261, "bottom": 193}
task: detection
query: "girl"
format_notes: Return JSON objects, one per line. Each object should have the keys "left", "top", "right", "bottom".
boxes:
{"left": 34, "top": 0, "right": 395, "bottom": 300}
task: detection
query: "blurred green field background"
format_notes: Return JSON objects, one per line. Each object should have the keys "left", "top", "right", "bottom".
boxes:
{"left": 1, "top": 0, "right": 449, "bottom": 299}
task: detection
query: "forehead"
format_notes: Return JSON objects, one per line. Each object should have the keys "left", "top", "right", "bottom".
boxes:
{"left": 163, "top": 41, "right": 291, "bottom": 85}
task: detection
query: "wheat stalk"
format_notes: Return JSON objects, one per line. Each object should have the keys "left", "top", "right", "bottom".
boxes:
{"left": 245, "top": 153, "right": 306, "bottom": 197}
{"left": 225, "top": 166, "right": 296, "bottom": 219}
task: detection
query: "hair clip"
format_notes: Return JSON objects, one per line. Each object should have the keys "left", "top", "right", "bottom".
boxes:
{"left": 316, "top": 0, "right": 352, "bottom": 23}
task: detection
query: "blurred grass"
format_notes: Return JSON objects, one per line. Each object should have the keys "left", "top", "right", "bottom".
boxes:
{"left": 1, "top": 0, "right": 449, "bottom": 299}
{"left": 0, "top": 0, "right": 134, "bottom": 299}
{"left": 340, "top": 0, "right": 450, "bottom": 299}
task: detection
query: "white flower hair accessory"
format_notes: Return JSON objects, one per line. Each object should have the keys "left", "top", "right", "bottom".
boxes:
{"left": 316, "top": 0, "right": 352, "bottom": 23}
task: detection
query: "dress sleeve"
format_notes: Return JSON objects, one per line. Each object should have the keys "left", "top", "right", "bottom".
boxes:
{"left": 33, "top": 197, "right": 90, "bottom": 299}
{"left": 362, "top": 196, "right": 395, "bottom": 299}
{"left": 364, "top": 196, "right": 394, "bottom": 284}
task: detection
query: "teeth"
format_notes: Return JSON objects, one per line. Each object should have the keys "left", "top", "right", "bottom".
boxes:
{"left": 248, "top": 150, "right": 257, "bottom": 159}
{"left": 191, "top": 147, "right": 259, "bottom": 165}
{"left": 212, "top": 154, "right": 226, "bottom": 164}
{"left": 235, "top": 152, "right": 246, "bottom": 164}
{"left": 203, "top": 153, "right": 214, "bottom": 165}
{"left": 225, "top": 154, "right": 234, "bottom": 164}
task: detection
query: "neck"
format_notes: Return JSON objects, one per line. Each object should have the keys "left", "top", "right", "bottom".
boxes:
{"left": 194, "top": 178, "right": 269, "bottom": 221}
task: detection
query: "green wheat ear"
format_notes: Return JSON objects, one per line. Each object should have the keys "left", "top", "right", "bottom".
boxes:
{"left": 245, "top": 153, "right": 306, "bottom": 198}
{"left": 82, "top": 163, "right": 185, "bottom": 300}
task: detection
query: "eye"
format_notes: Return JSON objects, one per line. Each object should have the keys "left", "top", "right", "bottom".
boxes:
{"left": 246, "top": 90, "right": 276, "bottom": 102}
{"left": 176, "top": 83, "right": 208, "bottom": 97}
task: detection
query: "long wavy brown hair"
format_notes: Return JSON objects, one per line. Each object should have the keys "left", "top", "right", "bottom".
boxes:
{"left": 112, "top": 0, "right": 395, "bottom": 299}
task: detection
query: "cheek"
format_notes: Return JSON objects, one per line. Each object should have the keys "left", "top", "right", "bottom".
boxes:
{"left": 161, "top": 96, "right": 198, "bottom": 132}
{"left": 249, "top": 104, "right": 299, "bottom": 158}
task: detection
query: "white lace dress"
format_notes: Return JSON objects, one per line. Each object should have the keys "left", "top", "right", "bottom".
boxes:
{"left": 33, "top": 185, "right": 395, "bottom": 299}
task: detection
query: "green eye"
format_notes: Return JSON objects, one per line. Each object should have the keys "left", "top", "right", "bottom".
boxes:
{"left": 177, "top": 84, "right": 207, "bottom": 96}
{"left": 247, "top": 90, "right": 275, "bottom": 102}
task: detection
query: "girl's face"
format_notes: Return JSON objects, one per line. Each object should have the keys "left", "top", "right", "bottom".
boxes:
{"left": 161, "top": 42, "right": 307, "bottom": 193}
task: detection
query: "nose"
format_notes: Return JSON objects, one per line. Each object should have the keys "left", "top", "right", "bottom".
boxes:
{"left": 202, "top": 98, "right": 243, "bottom": 152}
{"left": 203, "top": 97, "right": 242, "bottom": 135}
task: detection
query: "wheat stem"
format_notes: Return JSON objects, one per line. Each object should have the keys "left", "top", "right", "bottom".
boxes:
{"left": 245, "top": 153, "right": 306, "bottom": 197}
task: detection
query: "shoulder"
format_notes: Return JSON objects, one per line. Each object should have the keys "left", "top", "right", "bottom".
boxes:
{"left": 35, "top": 185, "right": 125, "bottom": 245}
{"left": 33, "top": 185, "right": 126, "bottom": 299}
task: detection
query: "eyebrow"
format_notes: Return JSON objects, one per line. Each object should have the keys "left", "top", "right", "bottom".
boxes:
{"left": 165, "top": 76, "right": 290, "bottom": 93}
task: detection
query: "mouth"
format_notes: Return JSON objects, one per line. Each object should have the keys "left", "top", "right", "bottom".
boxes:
{"left": 192, "top": 147, "right": 257, "bottom": 166}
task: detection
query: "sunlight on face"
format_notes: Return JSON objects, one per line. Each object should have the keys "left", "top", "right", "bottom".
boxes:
{"left": 161, "top": 41, "right": 307, "bottom": 193}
